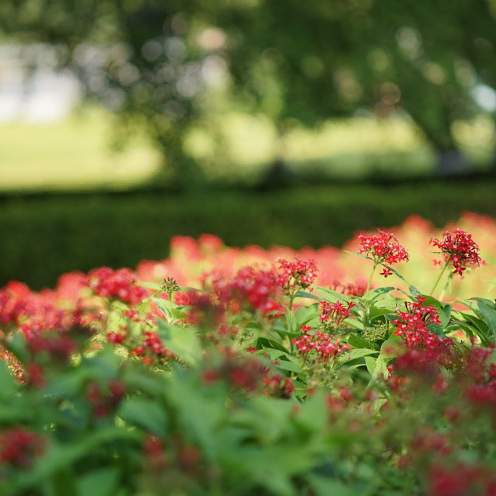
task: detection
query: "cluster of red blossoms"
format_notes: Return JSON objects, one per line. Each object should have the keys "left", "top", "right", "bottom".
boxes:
{"left": 211, "top": 267, "right": 284, "bottom": 316}
{"left": 319, "top": 301, "right": 356, "bottom": 330}
{"left": 87, "top": 267, "right": 149, "bottom": 305}
{"left": 330, "top": 280, "right": 367, "bottom": 297}
{"left": 0, "top": 290, "right": 31, "bottom": 328}
{"left": 133, "top": 331, "right": 175, "bottom": 365}
{"left": 0, "top": 428, "right": 45, "bottom": 469}
{"left": 430, "top": 228, "right": 483, "bottom": 275}
{"left": 292, "top": 325, "right": 350, "bottom": 360}
{"left": 202, "top": 353, "right": 269, "bottom": 393}
{"left": 428, "top": 462, "right": 496, "bottom": 496}
{"left": 358, "top": 229, "right": 409, "bottom": 277}
{"left": 86, "top": 380, "right": 127, "bottom": 417}
{"left": 276, "top": 259, "right": 318, "bottom": 295}
{"left": 392, "top": 296, "right": 450, "bottom": 349}
{"left": 261, "top": 374, "right": 295, "bottom": 399}
{"left": 143, "top": 435, "right": 202, "bottom": 475}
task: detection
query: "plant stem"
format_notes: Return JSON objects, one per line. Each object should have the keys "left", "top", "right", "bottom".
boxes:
{"left": 366, "top": 263, "right": 377, "bottom": 296}
{"left": 439, "top": 273, "right": 453, "bottom": 301}
{"left": 430, "top": 260, "right": 449, "bottom": 296}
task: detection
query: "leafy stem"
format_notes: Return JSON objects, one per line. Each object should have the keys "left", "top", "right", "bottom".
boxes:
{"left": 430, "top": 260, "right": 450, "bottom": 297}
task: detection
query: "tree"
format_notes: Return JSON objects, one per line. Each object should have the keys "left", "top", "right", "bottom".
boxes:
{"left": 196, "top": 0, "right": 496, "bottom": 172}
{"left": 3, "top": 0, "right": 496, "bottom": 185}
{"left": 0, "top": 0, "right": 212, "bottom": 189}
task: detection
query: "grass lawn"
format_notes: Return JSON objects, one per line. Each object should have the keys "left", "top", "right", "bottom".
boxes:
{"left": 0, "top": 107, "right": 494, "bottom": 191}
{"left": 0, "top": 108, "right": 162, "bottom": 191}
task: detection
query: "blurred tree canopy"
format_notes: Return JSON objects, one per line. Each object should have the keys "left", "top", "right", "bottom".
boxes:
{"left": 2, "top": 0, "right": 496, "bottom": 187}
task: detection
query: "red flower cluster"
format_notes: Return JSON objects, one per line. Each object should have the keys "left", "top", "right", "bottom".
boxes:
{"left": 202, "top": 353, "right": 269, "bottom": 393}
{"left": 428, "top": 462, "right": 496, "bottom": 496}
{"left": 180, "top": 290, "right": 224, "bottom": 327}
{"left": 430, "top": 228, "right": 482, "bottom": 275}
{"left": 276, "top": 259, "right": 318, "bottom": 295}
{"left": 292, "top": 329, "right": 350, "bottom": 360}
{"left": 330, "top": 280, "right": 367, "bottom": 297}
{"left": 133, "top": 331, "right": 174, "bottom": 365}
{"left": 319, "top": 300, "right": 356, "bottom": 330}
{"left": 0, "top": 428, "right": 45, "bottom": 468}
{"left": 144, "top": 435, "right": 167, "bottom": 469}
{"left": 27, "top": 332, "right": 77, "bottom": 364}
{"left": 392, "top": 296, "right": 449, "bottom": 349}
{"left": 0, "top": 290, "right": 31, "bottom": 328}
{"left": 261, "top": 374, "right": 295, "bottom": 399}
{"left": 357, "top": 229, "right": 409, "bottom": 277}
{"left": 213, "top": 267, "right": 283, "bottom": 316}
{"left": 460, "top": 346, "right": 496, "bottom": 410}
{"left": 394, "top": 346, "right": 453, "bottom": 379}
{"left": 87, "top": 267, "right": 148, "bottom": 305}
{"left": 86, "top": 379, "right": 127, "bottom": 418}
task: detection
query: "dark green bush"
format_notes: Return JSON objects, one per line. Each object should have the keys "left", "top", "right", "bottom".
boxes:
{"left": 1, "top": 180, "right": 495, "bottom": 289}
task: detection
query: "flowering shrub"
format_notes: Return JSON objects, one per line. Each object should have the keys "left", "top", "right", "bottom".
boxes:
{"left": 1, "top": 217, "right": 496, "bottom": 495}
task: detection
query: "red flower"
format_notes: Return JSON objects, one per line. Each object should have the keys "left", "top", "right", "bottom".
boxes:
{"left": 392, "top": 296, "right": 451, "bottom": 350}
{"left": 276, "top": 259, "right": 318, "bottom": 295}
{"left": 86, "top": 267, "right": 148, "bottom": 305}
{"left": 319, "top": 300, "right": 356, "bottom": 330}
{"left": 357, "top": 229, "right": 409, "bottom": 276}
{"left": 0, "top": 428, "right": 45, "bottom": 468}
{"left": 292, "top": 332, "right": 350, "bottom": 360}
{"left": 430, "top": 229, "right": 482, "bottom": 275}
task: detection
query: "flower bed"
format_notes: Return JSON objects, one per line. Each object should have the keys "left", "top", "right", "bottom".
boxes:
{"left": 1, "top": 214, "right": 496, "bottom": 495}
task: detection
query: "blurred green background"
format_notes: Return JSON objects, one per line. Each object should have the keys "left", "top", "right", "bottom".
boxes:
{"left": 1, "top": 0, "right": 496, "bottom": 288}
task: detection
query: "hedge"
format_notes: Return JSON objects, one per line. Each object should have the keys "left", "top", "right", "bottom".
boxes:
{"left": 1, "top": 179, "right": 496, "bottom": 290}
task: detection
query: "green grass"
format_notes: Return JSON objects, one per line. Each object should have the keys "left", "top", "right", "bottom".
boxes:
{"left": 0, "top": 108, "right": 162, "bottom": 191}
{"left": 0, "top": 108, "right": 494, "bottom": 191}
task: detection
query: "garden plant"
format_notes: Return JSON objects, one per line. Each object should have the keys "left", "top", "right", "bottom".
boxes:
{"left": 2, "top": 214, "right": 496, "bottom": 495}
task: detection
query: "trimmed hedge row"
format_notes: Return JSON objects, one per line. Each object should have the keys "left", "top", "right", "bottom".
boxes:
{"left": 1, "top": 180, "right": 496, "bottom": 290}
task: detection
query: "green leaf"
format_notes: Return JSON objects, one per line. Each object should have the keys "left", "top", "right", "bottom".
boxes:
{"left": 157, "top": 321, "right": 201, "bottom": 366}
{"left": 458, "top": 312, "right": 490, "bottom": 345}
{"left": 0, "top": 361, "right": 18, "bottom": 398}
{"left": 365, "top": 357, "right": 376, "bottom": 376}
{"left": 2, "top": 332, "right": 29, "bottom": 364}
{"left": 274, "top": 359, "right": 301, "bottom": 373}
{"left": 295, "top": 291, "right": 320, "bottom": 301}
{"left": 118, "top": 398, "right": 168, "bottom": 437}
{"left": 77, "top": 468, "right": 120, "bottom": 496}
{"left": 386, "top": 266, "right": 416, "bottom": 290}
{"left": 12, "top": 429, "right": 139, "bottom": 492}
{"left": 153, "top": 297, "right": 187, "bottom": 322}
{"left": 294, "top": 304, "right": 319, "bottom": 327}
{"left": 315, "top": 287, "right": 350, "bottom": 303}
{"left": 342, "top": 349, "right": 379, "bottom": 361}
{"left": 364, "top": 354, "right": 389, "bottom": 381}
{"left": 52, "top": 467, "right": 81, "bottom": 496}
{"left": 308, "top": 475, "right": 359, "bottom": 496}
{"left": 285, "top": 308, "right": 298, "bottom": 334}
{"left": 366, "top": 287, "right": 395, "bottom": 301}
{"left": 165, "top": 378, "right": 225, "bottom": 457}
{"left": 343, "top": 250, "right": 370, "bottom": 261}
{"left": 471, "top": 298, "right": 496, "bottom": 340}
{"left": 379, "top": 334, "right": 403, "bottom": 359}
{"left": 297, "top": 390, "right": 328, "bottom": 433}
{"left": 348, "top": 334, "right": 375, "bottom": 350}
{"left": 409, "top": 285, "right": 422, "bottom": 297}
